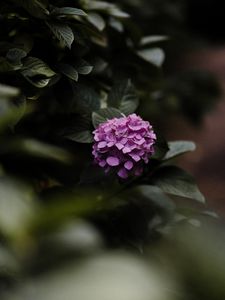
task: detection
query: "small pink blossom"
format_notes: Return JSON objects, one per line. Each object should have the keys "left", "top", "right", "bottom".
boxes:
{"left": 92, "top": 113, "right": 156, "bottom": 179}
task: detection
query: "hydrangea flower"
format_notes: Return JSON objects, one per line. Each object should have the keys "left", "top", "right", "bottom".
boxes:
{"left": 92, "top": 113, "right": 156, "bottom": 179}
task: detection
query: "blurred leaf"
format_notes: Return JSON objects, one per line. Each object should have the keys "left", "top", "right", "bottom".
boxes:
{"left": 0, "top": 84, "right": 20, "bottom": 99}
{"left": 0, "top": 245, "right": 20, "bottom": 276}
{"left": 137, "top": 48, "right": 165, "bottom": 67}
{"left": 108, "top": 7, "right": 130, "bottom": 18}
{"left": 164, "top": 141, "right": 196, "bottom": 160}
{"left": 45, "top": 220, "right": 103, "bottom": 253}
{"left": 140, "top": 35, "right": 169, "bottom": 46}
{"left": 1, "top": 139, "right": 73, "bottom": 164}
{"left": 152, "top": 166, "right": 205, "bottom": 203}
{"left": 0, "top": 177, "right": 35, "bottom": 239}
{"left": 92, "top": 107, "right": 123, "bottom": 128}
{"left": 46, "top": 22, "right": 74, "bottom": 49}
{"left": 109, "top": 17, "right": 124, "bottom": 32}
{"left": 3, "top": 254, "right": 173, "bottom": 300}
{"left": 0, "top": 84, "right": 25, "bottom": 132}
{"left": 87, "top": 12, "right": 106, "bottom": 31}
{"left": 108, "top": 79, "right": 139, "bottom": 115}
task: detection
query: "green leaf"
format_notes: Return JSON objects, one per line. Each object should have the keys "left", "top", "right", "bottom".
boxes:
{"left": 108, "top": 79, "right": 139, "bottom": 115}
{"left": 75, "top": 59, "right": 93, "bottom": 75}
{"left": 92, "top": 107, "right": 123, "bottom": 128}
{"left": 46, "top": 21, "right": 74, "bottom": 49}
{"left": 152, "top": 166, "right": 205, "bottom": 203}
{"left": 57, "top": 63, "right": 78, "bottom": 81}
{"left": 71, "top": 83, "right": 100, "bottom": 113}
{"left": 151, "top": 133, "right": 169, "bottom": 160}
{"left": 164, "top": 141, "right": 196, "bottom": 160}
{"left": 12, "top": 0, "right": 49, "bottom": 19}
{"left": 124, "top": 185, "right": 175, "bottom": 219}
{"left": 65, "top": 130, "right": 93, "bottom": 143}
{"left": 137, "top": 48, "right": 165, "bottom": 67}
{"left": 51, "top": 7, "right": 87, "bottom": 17}
{"left": 0, "top": 57, "right": 21, "bottom": 72}
{"left": 86, "top": 12, "right": 106, "bottom": 31}
{"left": 21, "top": 57, "right": 56, "bottom": 87}
{"left": 6, "top": 48, "right": 27, "bottom": 64}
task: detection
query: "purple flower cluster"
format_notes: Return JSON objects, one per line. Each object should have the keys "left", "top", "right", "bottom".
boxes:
{"left": 92, "top": 113, "right": 156, "bottom": 179}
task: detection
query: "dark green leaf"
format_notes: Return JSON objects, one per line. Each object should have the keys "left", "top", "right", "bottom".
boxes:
{"left": 46, "top": 22, "right": 74, "bottom": 49}
{"left": 6, "top": 48, "right": 27, "bottom": 64}
{"left": 151, "top": 133, "right": 169, "bottom": 160}
{"left": 108, "top": 79, "right": 139, "bottom": 115}
{"left": 57, "top": 63, "right": 78, "bottom": 81}
{"left": 152, "top": 166, "right": 205, "bottom": 203}
{"left": 123, "top": 185, "right": 175, "bottom": 222}
{"left": 71, "top": 83, "right": 100, "bottom": 113}
{"left": 51, "top": 7, "right": 87, "bottom": 17}
{"left": 75, "top": 59, "right": 93, "bottom": 75}
{"left": 92, "top": 107, "right": 123, "bottom": 128}
{"left": 21, "top": 57, "right": 56, "bottom": 87}
{"left": 12, "top": 0, "right": 49, "bottom": 19}
{"left": 65, "top": 130, "right": 93, "bottom": 143}
{"left": 0, "top": 57, "right": 21, "bottom": 72}
{"left": 164, "top": 141, "right": 196, "bottom": 160}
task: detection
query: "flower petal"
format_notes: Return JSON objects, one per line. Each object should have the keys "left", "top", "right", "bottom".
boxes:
{"left": 106, "top": 156, "right": 120, "bottom": 166}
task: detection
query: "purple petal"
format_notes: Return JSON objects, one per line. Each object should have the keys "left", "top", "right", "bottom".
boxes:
{"left": 98, "top": 141, "right": 107, "bottom": 149}
{"left": 115, "top": 143, "right": 124, "bottom": 150}
{"left": 135, "top": 138, "right": 145, "bottom": 145}
{"left": 121, "top": 138, "right": 128, "bottom": 144}
{"left": 117, "top": 168, "right": 128, "bottom": 179}
{"left": 107, "top": 141, "right": 115, "bottom": 147}
{"left": 122, "top": 146, "right": 132, "bottom": 154}
{"left": 106, "top": 156, "right": 120, "bottom": 166}
{"left": 124, "top": 161, "right": 133, "bottom": 170}
{"left": 130, "top": 154, "right": 141, "bottom": 162}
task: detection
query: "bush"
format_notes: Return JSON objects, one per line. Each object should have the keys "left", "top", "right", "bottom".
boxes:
{"left": 0, "top": 1, "right": 220, "bottom": 300}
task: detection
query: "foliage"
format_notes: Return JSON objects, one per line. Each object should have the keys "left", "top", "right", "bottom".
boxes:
{"left": 0, "top": 1, "right": 220, "bottom": 300}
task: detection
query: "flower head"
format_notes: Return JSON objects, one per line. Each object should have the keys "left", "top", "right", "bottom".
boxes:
{"left": 92, "top": 113, "right": 156, "bottom": 179}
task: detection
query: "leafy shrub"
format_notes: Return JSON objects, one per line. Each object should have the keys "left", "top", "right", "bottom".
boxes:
{"left": 0, "top": 1, "right": 219, "bottom": 300}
